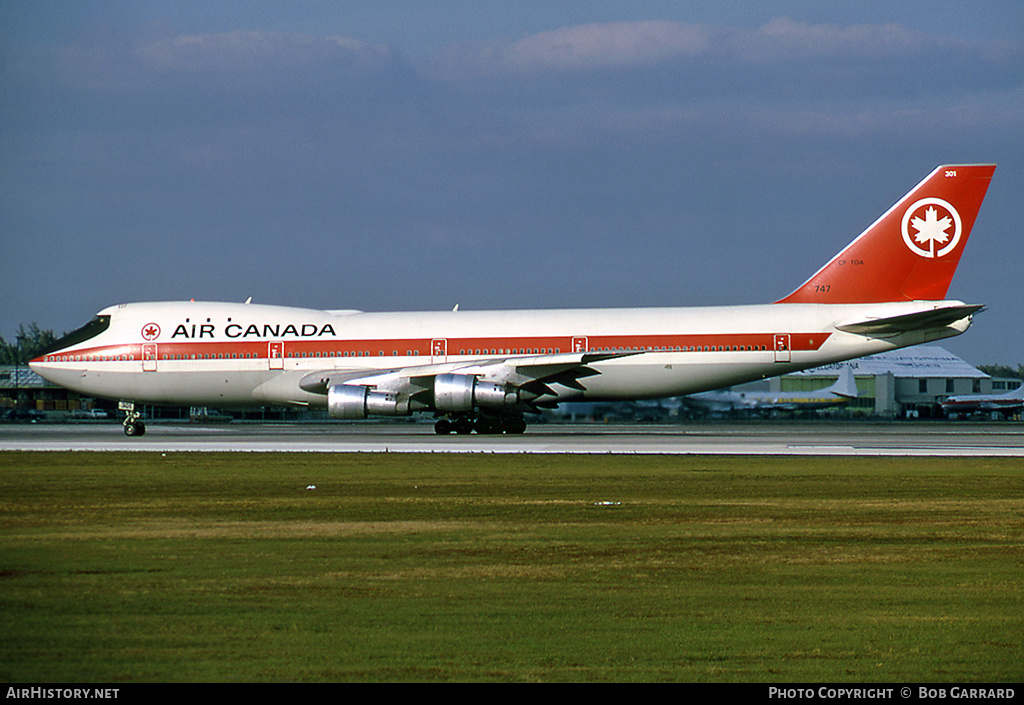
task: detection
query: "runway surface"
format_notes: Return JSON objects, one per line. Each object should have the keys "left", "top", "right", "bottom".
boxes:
{"left": 3, "top": 420, "right": 1024, "bottom": 455}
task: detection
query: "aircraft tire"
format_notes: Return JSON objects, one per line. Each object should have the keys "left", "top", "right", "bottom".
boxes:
{"left": 503, "top": 417, "right": 527, "bottom": 434}
{"left": 123, "top": 421, "right": 146, "bottom": 437}
{"left": 475, "top": 417, "right": 500, "bottom": 434}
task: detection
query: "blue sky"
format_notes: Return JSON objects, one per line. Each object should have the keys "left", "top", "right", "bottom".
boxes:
{"left": 2, "top": 2, "right": 1022, "bottom": 365}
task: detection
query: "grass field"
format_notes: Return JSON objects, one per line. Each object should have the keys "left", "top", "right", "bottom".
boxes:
{"left": 1, "top": 451, "right": 1022, "bottom": 682}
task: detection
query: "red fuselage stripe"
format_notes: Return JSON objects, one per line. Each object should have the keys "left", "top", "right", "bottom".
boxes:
{"left": 40, "top": 333, "right": 831, "bottom": 362}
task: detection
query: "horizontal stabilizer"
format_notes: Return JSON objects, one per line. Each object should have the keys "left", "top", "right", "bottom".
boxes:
{"left": 836, "top": 304, "right": 983, "bottom": 337}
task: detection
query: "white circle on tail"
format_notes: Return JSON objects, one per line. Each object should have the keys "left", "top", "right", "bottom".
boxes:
{"left": 901, "top": 197, "right": 962, "bottom": 258}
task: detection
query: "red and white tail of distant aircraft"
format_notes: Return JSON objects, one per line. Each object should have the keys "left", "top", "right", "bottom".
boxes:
{"left": 32, "top": 163, "right": 996, "bottom": 436}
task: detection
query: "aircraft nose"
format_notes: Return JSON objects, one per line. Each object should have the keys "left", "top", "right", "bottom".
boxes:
{"left": 29, "top": 356, "right": 66, "bottom": 385}
{"left": 29, "top": 357, "right": 51, "bottom": 377}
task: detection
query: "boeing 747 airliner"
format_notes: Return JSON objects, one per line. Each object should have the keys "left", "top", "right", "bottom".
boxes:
{"left": 31, "top": 164, "right": 996, "bottom": 436}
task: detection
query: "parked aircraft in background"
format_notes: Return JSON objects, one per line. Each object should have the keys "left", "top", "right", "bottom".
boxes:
{"left": 682, "top": 365, "right": 858, "bottom": 416}
{"left": 31, "top": 164, "right": 995, "bottom": 436}
{"left": 941, "top": 382, "right": 1024, "bottom": 419}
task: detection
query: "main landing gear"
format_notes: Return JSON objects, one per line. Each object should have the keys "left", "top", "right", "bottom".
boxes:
{"left": 119, "top": 401, "right": 146, "bottom": 437}
{"left": 434, "top": 414, "right": 527, "bottom": 435}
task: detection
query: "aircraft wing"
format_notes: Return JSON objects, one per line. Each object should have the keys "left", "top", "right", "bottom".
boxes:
{"left": 835, "top": 304, "right": 983, "bottom": 338}
{"left": 298, "top": 351, "right": 642, "bottom": 407}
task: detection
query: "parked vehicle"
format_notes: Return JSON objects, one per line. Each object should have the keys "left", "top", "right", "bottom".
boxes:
{"left": 72, "top": 408, "right": 110, "bottom": 419}
{"left": 1, "top": 408, "right": 45, "bottom": 421}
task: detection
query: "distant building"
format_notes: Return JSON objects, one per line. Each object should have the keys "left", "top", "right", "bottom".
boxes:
{"left": 0, "top": 365, "right": 305, "bottom": 421}
{"left": 0, "top": 365, "right": 85, "bottom": 412}
{"left": 736, "top": 346, "right": 1014, "bottom": 418}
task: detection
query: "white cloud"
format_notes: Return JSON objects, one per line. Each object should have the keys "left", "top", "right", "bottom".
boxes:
{"left": 136, "top": 31, "right": 392, "bottom": 74}
{"left": 51, "top": 29, "right": 397, "bottom": 90}
{"left": 428, "top": 17, "right": 1021, "bottom": 92}
{"left": 500, "top": 21, "right": 714, "bottom": 72}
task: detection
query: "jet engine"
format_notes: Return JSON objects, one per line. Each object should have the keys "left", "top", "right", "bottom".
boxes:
{"left": 327, "top": 385, "right": 410, "bottom": 419}
{"left": 327, "top": 374, "right": 528, "bottom": 420}
{"left": 433, "top": 373, "right": 521, "bottom": 412}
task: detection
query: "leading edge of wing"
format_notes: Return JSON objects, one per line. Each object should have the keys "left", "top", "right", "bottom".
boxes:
{"left": 298, "top": 350, "right": 642, "bottom": 395}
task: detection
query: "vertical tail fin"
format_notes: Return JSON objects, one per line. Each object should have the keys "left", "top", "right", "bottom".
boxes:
{"left": 829, "top": 366, "right": 858, "bottom": 399}
{"left": 777, "top": 164, "right": 995, "bottom": 304}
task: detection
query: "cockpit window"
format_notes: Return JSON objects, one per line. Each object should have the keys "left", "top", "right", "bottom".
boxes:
{"left": 41, "top": 315, "right": 111, "bottom": 355}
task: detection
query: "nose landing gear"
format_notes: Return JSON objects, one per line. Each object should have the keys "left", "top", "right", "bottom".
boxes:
{"left": 119, "top": 401, "right": 146, "bottom": 437}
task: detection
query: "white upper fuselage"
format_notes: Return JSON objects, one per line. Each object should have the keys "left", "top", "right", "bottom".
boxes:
{"left": 31, "top": 299, "right": 973, "bottom": 409}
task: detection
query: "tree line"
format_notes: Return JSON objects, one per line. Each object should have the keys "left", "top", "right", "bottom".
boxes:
{"left": 977, "top": 364, "right": 1024, "bottom": 381}
{"left": 0, "top": 324, "right": 58, "bottom": 365}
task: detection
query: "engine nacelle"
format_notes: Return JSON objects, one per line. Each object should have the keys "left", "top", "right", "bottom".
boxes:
{"left": 434, "top": 373, "right": 518, "bottom": 412}
{"left": 327, "top": 385, "right": 410, "bottom": 419}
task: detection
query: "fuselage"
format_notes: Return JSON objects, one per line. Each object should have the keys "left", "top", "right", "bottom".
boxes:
{"left": 941, "top": 383, "right": 1024, "bottom": 415}
{"left": 684, "top": 390, "right": 851, "bottom": 414}
{"left": 31, "top": 298, "right": 972, "bottom": 409}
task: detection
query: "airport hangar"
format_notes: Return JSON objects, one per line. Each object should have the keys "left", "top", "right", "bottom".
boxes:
{"left": 734, "top": 346, "right": 1017, "bottom": 419}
